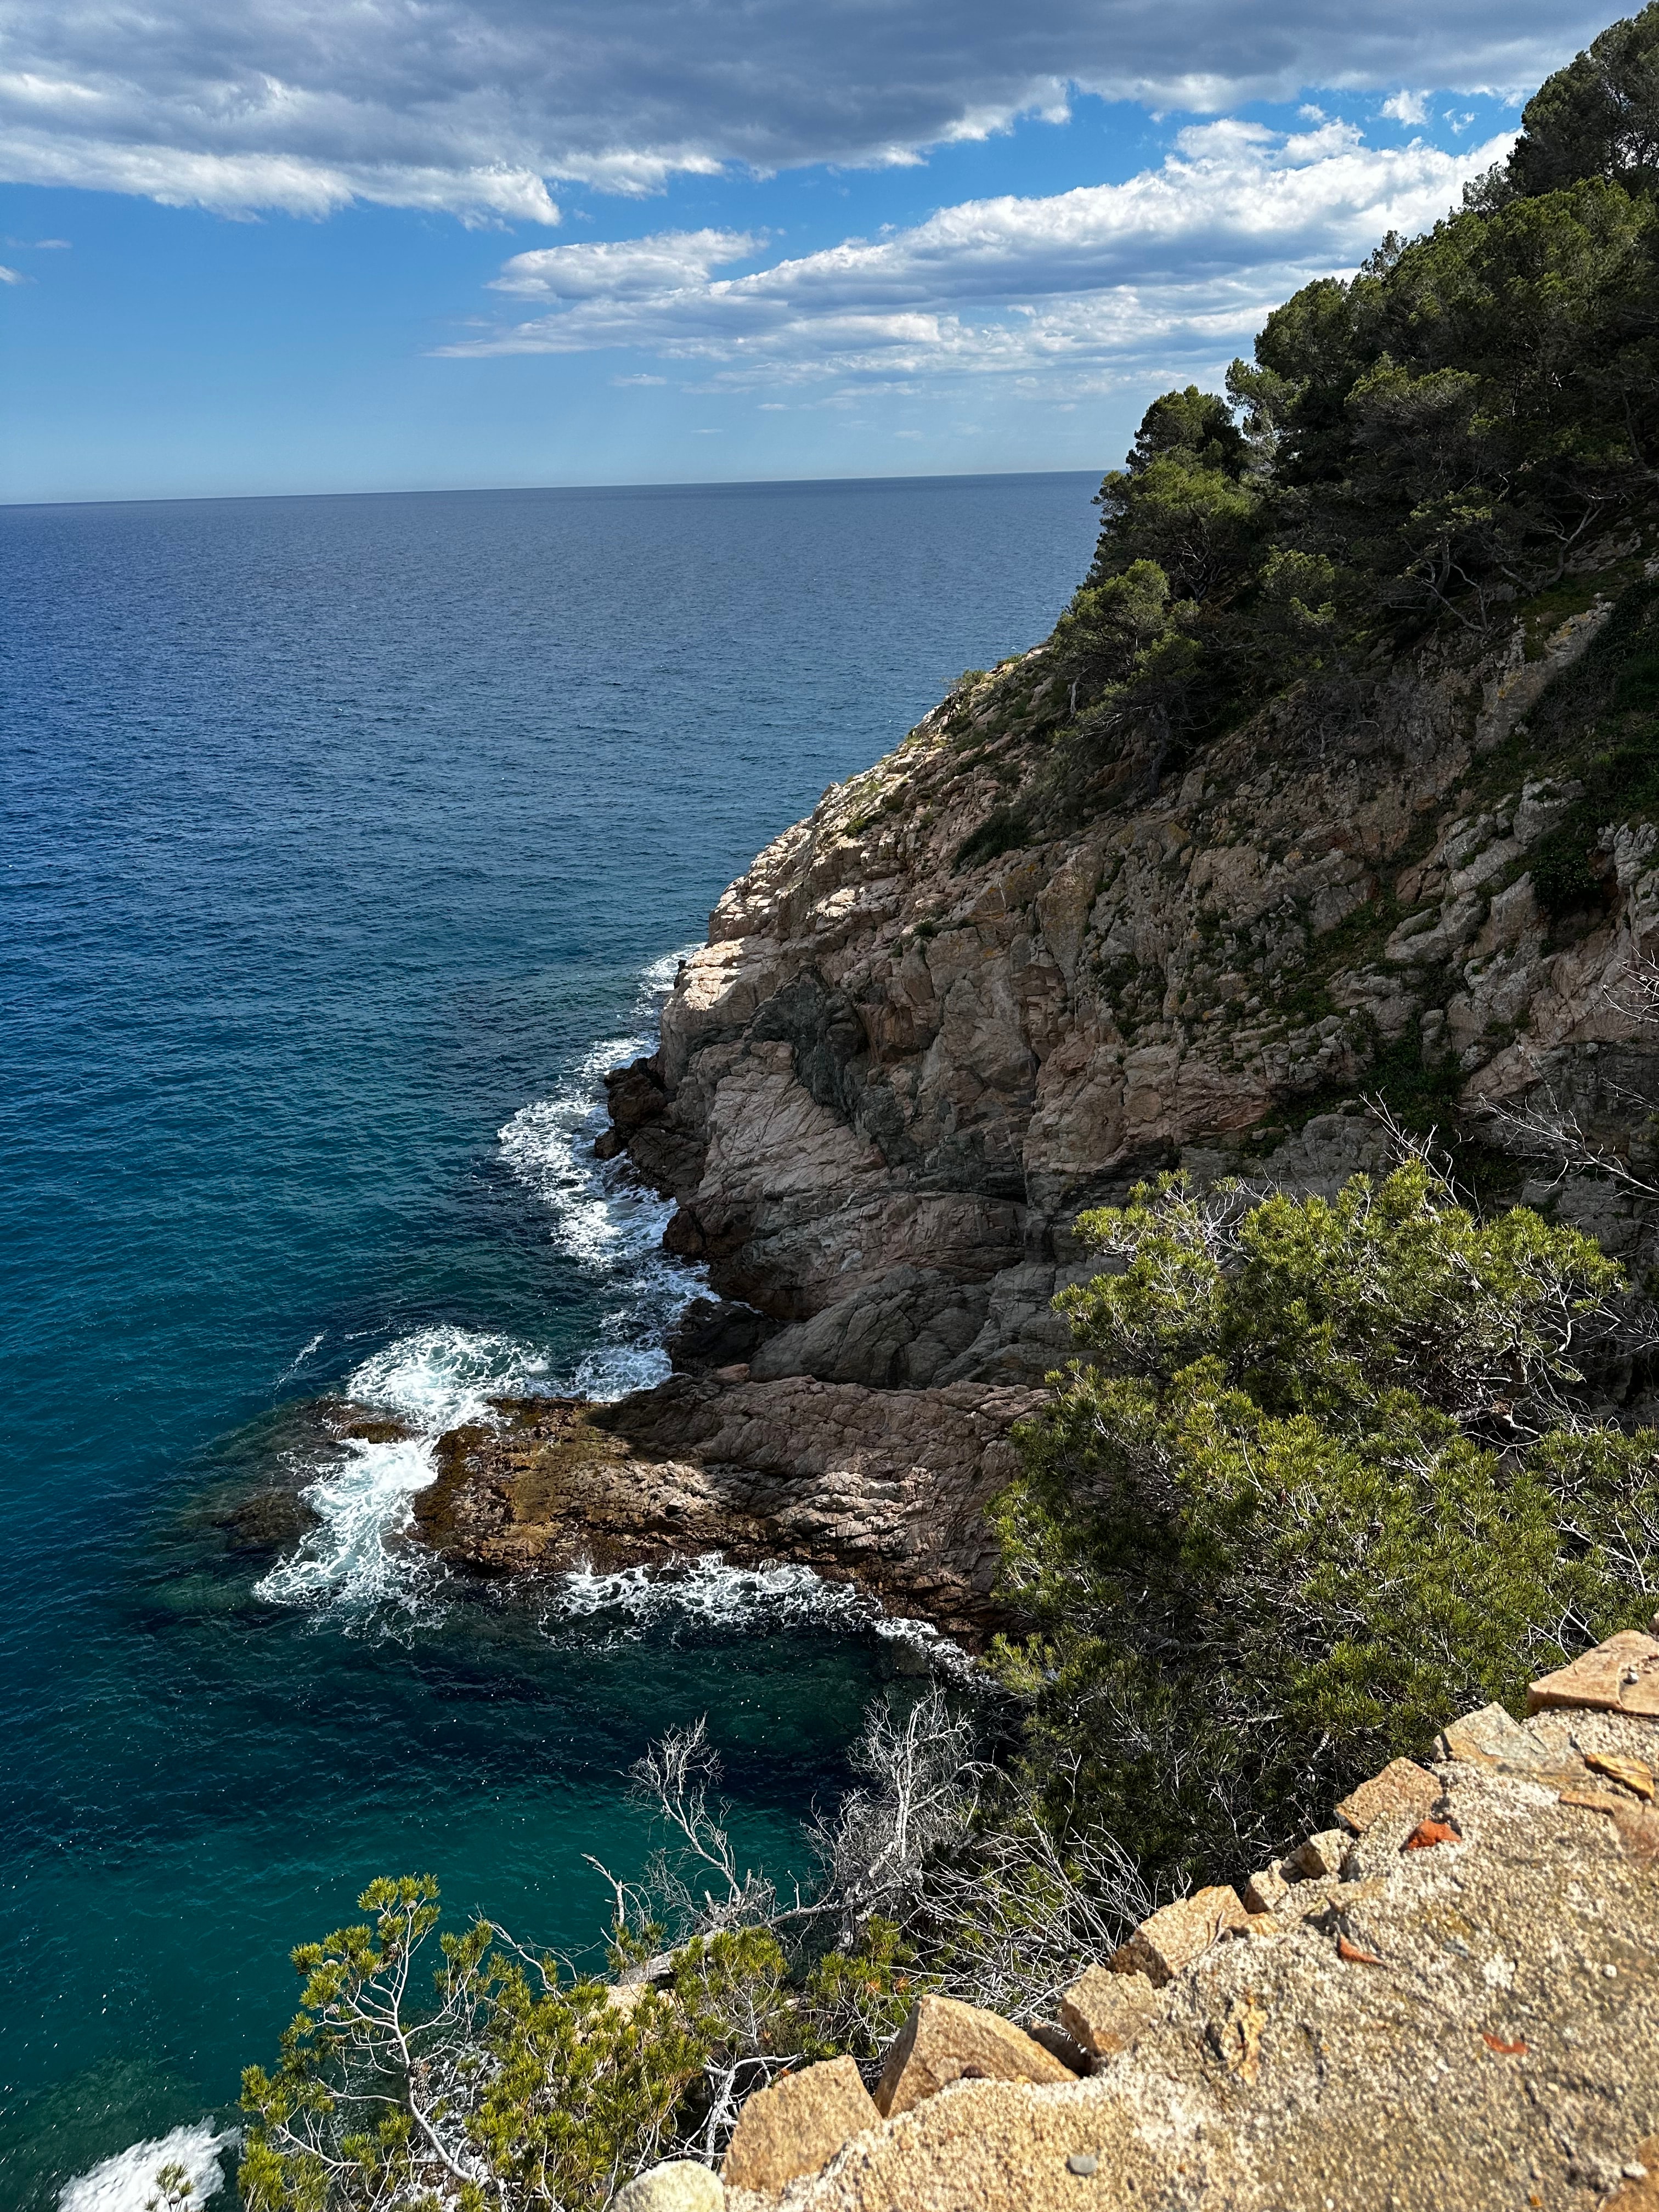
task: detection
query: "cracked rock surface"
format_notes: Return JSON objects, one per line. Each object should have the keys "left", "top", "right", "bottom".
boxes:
{"left": 740, "top": 1658, "right": 1659, "bottom": 2211}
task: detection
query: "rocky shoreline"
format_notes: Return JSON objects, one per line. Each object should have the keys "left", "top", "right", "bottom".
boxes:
{"left": 410, "top": 1374, "right": 1038, "bottom": 1643}
{"left": 328, "top": 550, "right": 1659, "bottom": 1637}
{"left": 387, "top": 561, "right": 1659, "bottom": 1627}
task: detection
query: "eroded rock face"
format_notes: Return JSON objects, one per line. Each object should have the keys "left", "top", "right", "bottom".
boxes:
{"left": 610, "top": 600, "right": 1659, "bottom": 1392}
{"left": 412, "top": 1376, "right": 1040, "bottom": 1639}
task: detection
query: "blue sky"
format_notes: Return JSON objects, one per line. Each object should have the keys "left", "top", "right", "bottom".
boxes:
{"left": 0, "top": 0, "right": 1616, "bottom": 503}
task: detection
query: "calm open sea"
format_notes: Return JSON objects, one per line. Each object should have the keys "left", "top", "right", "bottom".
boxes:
{"left": 0, "top": 473, "right": 1099, "bottom": 2209}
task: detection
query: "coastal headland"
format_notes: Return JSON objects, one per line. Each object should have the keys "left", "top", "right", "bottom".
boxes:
{"left": 411, "top": 564, "right": 1659, "bottom": 1622}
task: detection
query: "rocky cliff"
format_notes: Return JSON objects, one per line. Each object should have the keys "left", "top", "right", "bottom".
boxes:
{"left": 605, "top": 554, "right": 1659, "bottom": 1400}
{"left": 407, "top": 549, "right": 1659, "bottom": 1630}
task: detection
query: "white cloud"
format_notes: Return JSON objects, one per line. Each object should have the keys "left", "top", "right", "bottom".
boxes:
{"left": 0, "top": 263, "right": 25, "bottom": 283}
{"left": 494, "top": 232, "right": 758, "bottom": 299}
{"left": 1382, "top": 90, "right": 1431, "bottom": 124}
{"left": 0, "top": 126, "right": 563, "bottom": 224}
{"left": 441, "top": 119, "right": 1513, "bottom": 392}
{"left": 0, "top": 0, "right": 1602, "bottom": 221}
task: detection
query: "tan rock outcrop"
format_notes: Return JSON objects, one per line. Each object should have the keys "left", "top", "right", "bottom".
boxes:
{"left": 1334, "top": 1756, "right": 1440, "bottom": 1835}
{"left": 873, "top": 1994, "right": 1076, "bottom": 2118}
{"left": 720, "top": 2058, "right": 878, "bottom": 2193}
{"left": 1108, "top": 1885, "right": 1249, "bottom": 1985}
{"left": 1056, "top": 1966, "right": 1159, "bottom": 2060}
{"left": 1528, "top": 1627, "right": 1659, "bottom": 1715}
{"left": 734, "top": 1631, "right": 1659, "bottom": 2211}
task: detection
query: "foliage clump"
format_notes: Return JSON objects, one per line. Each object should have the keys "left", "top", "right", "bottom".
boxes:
{"left": 994, "top": 1159, "right": 1659, "bottom": 1888}
{"left": 1037, "top": 6, "right": 1659, "bottom": 803}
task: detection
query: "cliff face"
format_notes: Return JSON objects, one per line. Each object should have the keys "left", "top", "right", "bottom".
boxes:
{"left": 610, "top": 559, "right": 1659, "bottom": 1396}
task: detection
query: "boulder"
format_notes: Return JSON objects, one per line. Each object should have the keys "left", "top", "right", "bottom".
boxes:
{"left": 721, "top": 2057, "right": 879, "bottom": 2193}
{"left": 1288, "top": 1829, "right": 1350, "bottom": 1880}
{"left": 612, "top": 2160, "right": 724, "bottom": 2212}
{"left": 1437, "top": 1700, "right": 1558, "bottom": 1773}
{"left": 874, "top": 1994, "right": 1076, "bottom": 2119}
{"left": 1243, "top": 1866, "right": 1293, "bottom": 1915}
{"left": 1335, "top": 1757, "right": 1440, "bottom": 1835}
{"left": 1057, "top": 1965, "right": 1160, "bottom": 2059}
{"left": 1109, "top": 1886, "right": 1249, "bottom": 1986}
{"left": 1528, "top": 1629, "right": 1659, "bottom": 1716}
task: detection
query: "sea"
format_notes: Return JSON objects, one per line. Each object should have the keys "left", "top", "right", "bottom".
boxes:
{"left": 0, "top": 472, "right": 1100, "bottom": 2209}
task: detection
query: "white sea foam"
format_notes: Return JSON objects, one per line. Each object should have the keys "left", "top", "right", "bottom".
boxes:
{"left": 259, "top": 946, "right": 705, "bottom": 1620}
{"left": 256, "top": 1325, "right": 552, "bottom": 1618}
{"left": 544, "top": 1553, "right": 873, "bottom": 1639}
{"left": 872, "top": 1613, "right": 979, "bottom": 1681}
{"left": 347, "top": 1323, "right": 551, "bottom": 1431}
{"left": 58, "top": 2121, "right": 235, "bottom": 2212}
{"left": 498, "top": 943, "right": 707, "bottom": 1402}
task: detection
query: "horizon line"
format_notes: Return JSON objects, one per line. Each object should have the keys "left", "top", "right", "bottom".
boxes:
{"left": 1, "top": 463, "right": 1105, "bottom": 515}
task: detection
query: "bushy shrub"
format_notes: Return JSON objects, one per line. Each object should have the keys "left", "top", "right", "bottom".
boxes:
{"left": 993, "top": 1164, "right": 1659, "bottom": 1887}
{"left": 238, "top": 1874, "right": 819, "bottom": 2212}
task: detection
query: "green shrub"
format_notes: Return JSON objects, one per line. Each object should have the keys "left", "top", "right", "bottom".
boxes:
{"left": 953, "top": 804, "right": 1031, "bottom": 870}
{"left": 994, "top": 1164, "right": 1659, "bottom": 1887}
{"left": 238, "top": 1879, "right": 796, "bottom": 2212}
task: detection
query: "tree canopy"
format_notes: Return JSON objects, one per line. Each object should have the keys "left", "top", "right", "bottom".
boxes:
{"left": 1050, "top": 9, "right": 1659, "bottom": 791}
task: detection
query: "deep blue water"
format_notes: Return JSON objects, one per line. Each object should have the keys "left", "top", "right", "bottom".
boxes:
{"left": 0, "top": 473, "right": 1099, "bottom": 2209}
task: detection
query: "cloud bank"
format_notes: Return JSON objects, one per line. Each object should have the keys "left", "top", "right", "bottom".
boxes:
{"left": 0, "top": 0, "right": 1593, "bottom": 219}
{"left": 442, "top": 120, "right": 1510, "bottom": 392}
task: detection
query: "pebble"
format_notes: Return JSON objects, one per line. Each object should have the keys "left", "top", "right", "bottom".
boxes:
{"left": 1067, "top": 2151, "right": 1099, "bottom": 2176}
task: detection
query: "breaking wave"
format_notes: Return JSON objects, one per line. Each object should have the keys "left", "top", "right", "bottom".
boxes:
{"left": 58, "top": 2122, "right": 235, "bottom": 2212}
{"left": 497, "top": 944, "right": 706, "bottom": 1400}
{"left": 256, "top": 947, "right": 702, "bottom": 1621}
{"left": 543, "top": 1553, "right": 875, "bottom": 1640}
{"left": 255, "top": 1324, "right": 553, "bottom": 1621}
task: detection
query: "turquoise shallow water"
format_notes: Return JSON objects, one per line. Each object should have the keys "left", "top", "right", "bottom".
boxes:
{"left": 0, "top": 473, "right": 1100, "bottom": 2208}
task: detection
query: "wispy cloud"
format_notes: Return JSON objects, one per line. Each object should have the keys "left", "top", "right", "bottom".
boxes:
{"left": 0, "top": 0, "right": 1593, "bottom": 221}
{"left": 441, "top": 120, "right": 1511, "bottom": 391}
{"left": 0, "top": 263, "right": 26, "bottom": 284}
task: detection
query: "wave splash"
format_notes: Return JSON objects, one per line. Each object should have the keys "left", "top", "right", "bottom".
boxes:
{"left": 257, "top": 948, "right": 701, "bottom": 1622}
{"left": 255, "top": 1325, "right": 552, "bottom": 1620}
{"left": 58, "top": 2123, "right": 235, "bottom": 2212}
{"left": 545, "top": 1554, "right": 874, "bottom": 1640}
{"left": 498, "top": 945, "right": 706, "bottom": 1401}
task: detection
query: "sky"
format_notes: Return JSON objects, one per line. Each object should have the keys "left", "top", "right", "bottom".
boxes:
{"left": 0, "top": 0, "right": 1623, "bottom": 503}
